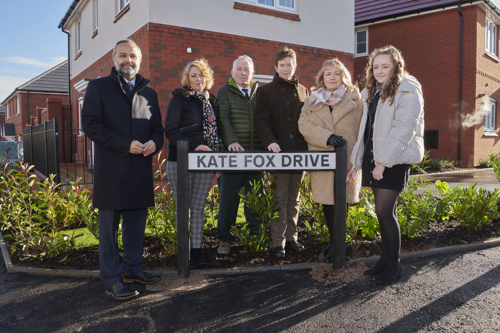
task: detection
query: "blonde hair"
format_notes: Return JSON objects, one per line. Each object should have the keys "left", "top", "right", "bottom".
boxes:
{"left": 364, "top": 45, "right": 407, "bottom": 106}
{"left": 313, "top": 58, "right": 356, "bottom": 91}
{"left": 180, "top": 58, "right": 214, "bottom": 90}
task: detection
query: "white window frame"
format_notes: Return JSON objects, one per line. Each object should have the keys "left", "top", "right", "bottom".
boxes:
{"left": 236, "top": 0, "right": 297, "bottom": 13}
{"left": 76, "top": 20, "right": 82, "bottom": 53}
{"left": 93, "top": 0, "right": 99, "bottom": 32}
{"left": 78, "top": 97, "right": 84, "bottom": 136}
{"left": 485, "top": 98, "right": 496, "bottom": 132}
{"left": 253, "top": 74, "right": 273, "bottom": 84}
{"left": 355, "top": 28, "right": 368, "bottom": 57}
{"left": 16, "top": 96, "right": 20, "bottom": 115}
{"left": 6, "top": 104, "right": 10, "bottom": 119}
{"left": 118, "top": 0, "right": 130, "bottom": 12}
{"left": 486, "top": 19, "right": 498, "bottom": 58}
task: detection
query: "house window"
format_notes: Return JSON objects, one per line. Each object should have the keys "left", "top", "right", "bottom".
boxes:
{"left": 119, "top": 0, "right": 130, "bottom": 11}
{"left": 486, "top": 19, "right": 498, "bottom": 57}
{"left": 355, "top": 29, "right": 368, "bottom": 56}
{"left": 237, "top": 0, "right": 297, "bottom": 12}
{"left": 76, "top": 20, "right": 82, "bottom": 52}
{"left": 485, "top": 98, "right": 496, "bottom": 132}
{"left": 16, "top": 96, "right": 20, "bottom": 115}
{"left": 93, "top": 0, "right": 98, "bottom": 32}
{"left": 78, "top": 98, "right": 84, "bottom": 135}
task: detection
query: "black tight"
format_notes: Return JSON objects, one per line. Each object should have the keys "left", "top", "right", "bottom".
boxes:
{"left": 372, "top": 188, "right": 401, "bottom": 260}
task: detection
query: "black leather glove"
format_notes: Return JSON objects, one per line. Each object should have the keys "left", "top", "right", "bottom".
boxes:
{"left": 327, "top": 134, "right": 347, "bottom": 148}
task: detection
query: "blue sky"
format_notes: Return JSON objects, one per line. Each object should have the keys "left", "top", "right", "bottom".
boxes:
{"left": 0, "top": 1, "right": 70, "bottom": 103}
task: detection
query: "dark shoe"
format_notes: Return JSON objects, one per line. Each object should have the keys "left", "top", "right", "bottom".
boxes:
{"left": 105, "top": 281, "right": 139, "bottom": 301}
{"left": 190, "top": 248, "right": 207, "bottom": 268}
{"left": 274, "top": 246, "right": 285, "bottom": 258}
{"left": 286, "top": 240, "right": 304, "bottom": 253}
{"left": 363, "top": 258, "right": 387, "bottom": 277}
{"left": 374, "top": 263, "right": 403, "bottom": 284}
{"left": 122, "top": 271, "right": 161, "bottom": 284}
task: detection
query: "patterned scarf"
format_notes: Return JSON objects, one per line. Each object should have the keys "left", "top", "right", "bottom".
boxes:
{"left": 192, "top": 91, "right": 220, "bottom": 151}
{"left": 311, "top": 85, "right": 347, "bottom": 108}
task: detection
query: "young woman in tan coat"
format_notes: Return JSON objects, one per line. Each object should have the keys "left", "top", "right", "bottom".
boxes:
{"left": 298, "top": 58, "right": 363, "bottom": 262}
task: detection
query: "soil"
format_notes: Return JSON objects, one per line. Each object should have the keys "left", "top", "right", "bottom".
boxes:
{"left": 7, "top": 217, "right": 500, "bottom": 272}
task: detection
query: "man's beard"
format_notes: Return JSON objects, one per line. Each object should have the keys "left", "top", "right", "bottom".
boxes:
{"left": 116, "top": 62, "right": 138, "bottom": 78}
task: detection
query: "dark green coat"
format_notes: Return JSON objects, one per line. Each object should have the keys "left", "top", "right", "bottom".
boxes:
{"left": 216, "top": 78, "right": 262, "bottom": 151}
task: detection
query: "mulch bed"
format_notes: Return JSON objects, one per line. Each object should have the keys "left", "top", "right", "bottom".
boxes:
{"left": 6, "top": 217, "right": 500, "bottom": 271}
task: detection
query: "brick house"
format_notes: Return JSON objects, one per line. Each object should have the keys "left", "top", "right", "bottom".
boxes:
{"left": 0, "top": 61, "right": 69, "bottom": 142}
{"left": 58, "top": 0, "right": 355, "bottom": 147}
{"left": 354, "top": 0, "right": 500, "bottom": 167}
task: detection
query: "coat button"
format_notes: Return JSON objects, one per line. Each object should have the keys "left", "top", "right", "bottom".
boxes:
{"left": 298, "top": 102, "right": 302, "bottom": 106}
{"left": 289, "top": 135, "right": 294, "bottom": 139}
{"left": 288, "top": 118, "right": 292, "bottom": 122}
{"left": 370, "top": 149, "right": 373, "bottom": 153}
{"left": 286, "top": 101, "right": 290, "bottom": 105}
{"left": 282, "top": 88, "right": 286, "bottom": 92}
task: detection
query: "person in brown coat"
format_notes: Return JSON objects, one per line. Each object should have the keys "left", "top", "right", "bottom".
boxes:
{"left": 298, "top": 58, "right": 363, "bottom": 262}
{"left": 254, "top": 47, "right": 309, "bottom": 258}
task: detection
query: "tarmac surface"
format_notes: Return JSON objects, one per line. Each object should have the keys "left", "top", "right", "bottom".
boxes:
{"left": 1, "top": 168, "right": 500, "bottom": 333}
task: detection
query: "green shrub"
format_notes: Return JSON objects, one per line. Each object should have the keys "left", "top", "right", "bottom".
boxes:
{"left": 490, "top": 153, "right": 500, "bottom": 182}
{"left": 429, "top": 158, "right": 454, "bottom": 172}
{"left": 147, "top": 186, "right": 177, "bottom": 254}
{"left": 398, "top": 177, "right": 435, "bottom": 238}
{"left": 349, "top": 188, "right": 379, "bottom": 240}
{"left": 236, "top": 173, "right": 276, "bottom": 252}
{"left": 412, "top": 150, "right": 430, "bottom": 174}
{"left": 0, "top": 162, "right": 85, "bottom": 259}
{"left": 450, "top": 182, "right": 499, "bottom": 231}
{"left": 433, "top": 180, "right": 459, "bottom": 221}
{"left": 204, "top": 184, "right": 219, "bottom": 230}
{"left": 478, "top": 158, "right": 492, "bottom": 168}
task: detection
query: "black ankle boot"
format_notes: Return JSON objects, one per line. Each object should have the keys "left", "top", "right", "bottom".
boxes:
{"left": 190, "top": 248, "right": 207, "bottom": 268}
{"left": 374, "top": 261, "right": 403, "bottom": 284}
{"left": 363, "top": 257, "right": 387, "bottom": 277}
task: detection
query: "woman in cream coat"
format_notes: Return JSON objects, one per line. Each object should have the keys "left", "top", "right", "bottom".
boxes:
{"left": 298, "top": 58, "right": 363, "bottom": 262}
{"left": 348, "top": 45, "right": 424, "bottom": 284}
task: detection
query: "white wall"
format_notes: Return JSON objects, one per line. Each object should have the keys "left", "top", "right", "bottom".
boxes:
{"left": 149, "top": 0, "right": 354, "bottom": 52}
{"left": 64, "top": 0, "right": 354, "bottom": 78}
{"left": 65, "top": 0, "right": 151, "bottom": 79}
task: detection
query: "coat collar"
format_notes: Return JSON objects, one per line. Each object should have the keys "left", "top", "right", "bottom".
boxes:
{"left": 306, "top": 89, "right": 360, "bottom": 129}
{"left": 272, "top": 72, "right": 300, "bottom": 87}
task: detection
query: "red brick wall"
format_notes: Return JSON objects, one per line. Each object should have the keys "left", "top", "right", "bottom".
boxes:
{"left": 474, "top": 8, "right": 500, "bottom": 164}
{"left": 70, "top": 22, "right": 354, "bottom": 150}
{"left": 3, "top": 92, "right": 68, "bottom": 140}
{"left": 354, "top": 6, "right": 493, "bottom": 167}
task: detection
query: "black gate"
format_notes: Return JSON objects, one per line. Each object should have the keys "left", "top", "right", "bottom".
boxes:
{"left": 23, "top": 119, "right": 61, "bottom": 183}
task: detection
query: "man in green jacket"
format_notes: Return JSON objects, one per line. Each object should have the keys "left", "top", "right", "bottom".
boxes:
{"left": 216, "top": 55, "right": 262, "bottom": 255}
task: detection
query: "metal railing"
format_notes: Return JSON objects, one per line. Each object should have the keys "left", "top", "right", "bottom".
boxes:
{"left": 23, "top": 119, "right": 61, "bottom": 183}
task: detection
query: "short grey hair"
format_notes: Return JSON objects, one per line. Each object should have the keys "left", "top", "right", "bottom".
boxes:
{"left": 112, "top": 39, "right": 142, "bottom": 58}
{"left": 232, "top": 55, "right": 254, "bottom": 72}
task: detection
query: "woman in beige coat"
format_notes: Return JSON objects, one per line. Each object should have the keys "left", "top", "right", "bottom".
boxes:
{"left": 298, "top": 58, "right": 363, "bottom": 262}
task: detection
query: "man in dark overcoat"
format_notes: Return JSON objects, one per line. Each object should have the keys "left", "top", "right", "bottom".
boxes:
{"left": 82, "top": 39, "right": 164, "bottom": 300}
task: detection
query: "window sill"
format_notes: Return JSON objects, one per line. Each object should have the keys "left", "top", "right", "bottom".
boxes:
{"left": 483, "top": 131, "right": 498, "bottom": 137}
{"left": 355, "top": 53, "right": 368, "bottom": 58}
{"left": 114, "top": 4, "right": 130, "bottom": 23}
{"left": 485, "top": 51, "right": 499, "bottom": 62}
{"left": 92, "top": 29, "right": 98, "bottom": 39}
{"left": 234, "top": 2, "right": 300, "bottom": 21}
{"left": 74, "top": 50, "right": 82, "bottom": 60}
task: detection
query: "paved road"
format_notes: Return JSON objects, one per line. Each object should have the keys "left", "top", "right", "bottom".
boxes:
{"left": 413, "top": 168, "right": 500, "bottom": 195}
{"left": 1, "top": 246, "right": 500, "bottom": 332}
